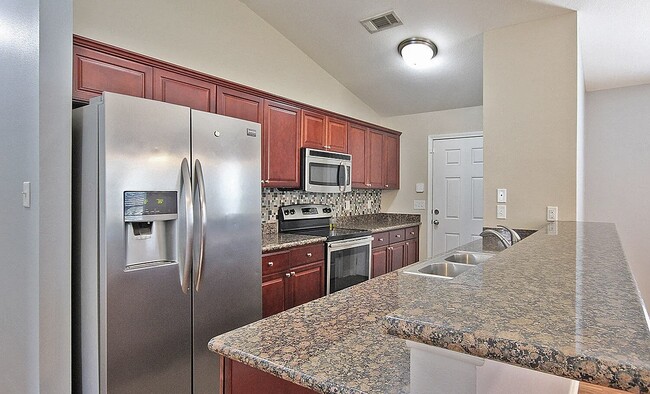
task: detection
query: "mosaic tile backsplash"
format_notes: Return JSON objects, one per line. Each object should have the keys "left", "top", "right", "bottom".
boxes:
{"left": 261, "top": 189, "right": 382, "bottom": 223}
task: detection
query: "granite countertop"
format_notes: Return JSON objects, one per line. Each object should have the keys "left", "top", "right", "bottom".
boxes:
{"left": 212, "top": 222, "right": 650, "bottom": 393}
{"left": 262, "top": 213, "right": 421, "bottom": 253}
{"left": 262, "top": 232, "right": 326, "bottom": 253}
{"left": 336, "top": 213, "right": 421, "bottom": 233}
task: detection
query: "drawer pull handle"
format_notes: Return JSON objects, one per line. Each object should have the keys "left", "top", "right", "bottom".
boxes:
{"left": 410, "top": 231, "right": 415, "bottom": 235}
{"left": 306, "top": 252, "right": 312, "bottom": 257}
{"left": 396, "top": 234, "right": 401, "bottom": 238}
{"left": 285, "top": 273, "right": 291, "bottom": 278}
{"left": 290, "top": 271, "right": 296, "bottom": 277}
{"left": 267, "top": 262, "right": 274, "bottom": 267}
{"left": 379, "top": 238, "right": 384, "bottom": 241}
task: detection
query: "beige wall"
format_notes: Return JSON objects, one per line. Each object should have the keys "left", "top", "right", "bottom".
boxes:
{"left": 584, "top": 83, "right": 650, "bottom": 305}
{"left": 382, "top": 106, "right": 484, "bottom": 258}
{"left": 73, "top": 0, "right": 380, "bottom": 123}
{"left": 483, "top": 12, "right": 578, "bottom": 229}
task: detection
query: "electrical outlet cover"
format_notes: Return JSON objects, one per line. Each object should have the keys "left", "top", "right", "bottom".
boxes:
{"left": 497, "top": 204, "right": 507, "bottom": 219}
{"left": 413, "top": 200, "right": 426, "bottom": 210}
{"left": 497, "top": 188, "right": 507, "bottom": 203}
{"left": 547, "top": 206, "right": 558, "bottom": 222}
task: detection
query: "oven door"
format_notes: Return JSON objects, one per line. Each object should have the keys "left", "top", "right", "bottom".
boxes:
{"left": 302, "top": 149, "right": 351, "bottom": 193}
{"left": 326, "top": 236, "right": 373, "bottom": 294}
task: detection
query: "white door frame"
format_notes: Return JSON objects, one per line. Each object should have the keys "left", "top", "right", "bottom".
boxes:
{"left": 427, "top": 132, "right": 483, "bottom": 258}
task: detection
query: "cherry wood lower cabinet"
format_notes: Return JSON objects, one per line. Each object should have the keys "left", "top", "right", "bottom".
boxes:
{"left": 261, "top": 243, "right": 325, "bottom": 318}
{"left": 371, "top": 225, "right": 419, "bottom": 278}
{"left": 222, "top": 357, "right": 317, "bottom": 394}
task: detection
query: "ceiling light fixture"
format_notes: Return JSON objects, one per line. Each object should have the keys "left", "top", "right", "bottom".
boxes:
{"left": 398, "top": 37, "right": 438, "bottom": 67}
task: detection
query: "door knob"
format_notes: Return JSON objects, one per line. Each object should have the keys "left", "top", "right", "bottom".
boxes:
{"left": 434, "top": 209, "right": 439, "bottom": 215}
{"left": 433, "top": 220, "right": 440, "bottom": 225}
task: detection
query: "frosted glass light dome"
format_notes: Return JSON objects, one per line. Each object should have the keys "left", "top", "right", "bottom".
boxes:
{"left": 398, "top": 38, "right": 438, "bottom": 67}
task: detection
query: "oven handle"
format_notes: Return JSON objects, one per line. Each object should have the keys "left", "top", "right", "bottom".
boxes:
{"left": 328, "top": 236, "right": 373, "bottom": 252}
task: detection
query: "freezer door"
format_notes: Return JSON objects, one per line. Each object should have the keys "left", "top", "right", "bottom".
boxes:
{"left": 191, "top": 110, "right": 262, "bottom": 394}
{"left": 101, "top": 93, "right": 192, "bottom": 393}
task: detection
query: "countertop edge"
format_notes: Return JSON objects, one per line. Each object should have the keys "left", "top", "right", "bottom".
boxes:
{"left": 262, "top": 236, "right": 327, "bottom": 253}
{"left": 383, "top": 317, "right": 647, "bottom": 392}
{"left": 365, "top": 222, "right": 422, "bottom": 233}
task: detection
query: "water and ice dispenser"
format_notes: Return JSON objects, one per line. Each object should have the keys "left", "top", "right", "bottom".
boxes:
{"left": 123, "top": 191, "right": 178, "bottom": 269}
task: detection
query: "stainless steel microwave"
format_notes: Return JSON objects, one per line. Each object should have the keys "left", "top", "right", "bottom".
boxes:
{"left": 301, "top": 148, "right": 352, "bottom": 193}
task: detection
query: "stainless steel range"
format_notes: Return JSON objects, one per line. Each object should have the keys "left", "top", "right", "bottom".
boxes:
{"left": 279, "top": 204, "right": 373, "bottom": 294}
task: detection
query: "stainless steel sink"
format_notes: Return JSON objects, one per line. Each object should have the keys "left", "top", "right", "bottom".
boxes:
{"left": 444, "top": 251, "right": 494, "bottom": 265}
{"left": 403, "top": 261, "right": 473, "bottom": 279}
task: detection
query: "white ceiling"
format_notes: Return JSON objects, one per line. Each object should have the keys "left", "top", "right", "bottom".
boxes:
{"left": 240, "top": 0, "right": 650, "bottom": 117}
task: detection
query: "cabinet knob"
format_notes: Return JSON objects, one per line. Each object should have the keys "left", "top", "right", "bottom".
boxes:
{"left": 410, "top": 231, "right": 415, "bottom": 235}
{"left": 267, "top": 261, "right": 274, "bottom": 267}
{"left": 261, "top": 180, "right": 265, "bottom": 184}
{"left": 396, "top": 234, "right": 401, "bottom": 238}
{"left": 385, "top": 184, "right": 389, "bottom": 188}
{"left": 306, "top": 252, "right": 312, "bottom": 257}
{"left": 379, "top": 238, "right": 384, "bottom": 241}
{"left": 406, "top": 242, "right": 409, "bottom": 245}
{"left": 366, "top": 183, "right": 371, "bottom": 187}
{"left": 290, "top": 271, "right": 296, "bottom": 277}
{"left": 285, "top": 272, "right": 291, "bottom": 278}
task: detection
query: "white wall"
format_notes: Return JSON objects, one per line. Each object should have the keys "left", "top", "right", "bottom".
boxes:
{"left": 483, "top": 12, "right": 578, "bottom": 229}
{"left": 382, "top": 106, "right": 484, "bottom": 258}
{"left": 584, "top": 83, "right": 650, "bottom": 305}
{"left": 0, "top": 1, "right": 72, "bottom": 392}
{"left": 73, "top": 0, "right": 380, "bottom": 124}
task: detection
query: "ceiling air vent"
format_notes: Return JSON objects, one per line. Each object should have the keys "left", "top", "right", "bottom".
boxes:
{"left": 360, "top": 11, "right": 403, "bottom": 34}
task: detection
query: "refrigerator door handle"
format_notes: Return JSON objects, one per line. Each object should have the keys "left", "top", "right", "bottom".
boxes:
{"left": 193, "top": 159, "right": 207, "bottom": 291}
{"left": 179, "top": 158, "right": 193, "bottom": 294}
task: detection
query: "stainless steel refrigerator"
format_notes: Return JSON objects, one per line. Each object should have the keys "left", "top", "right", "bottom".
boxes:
{"left": 72, "top": 92, "right": 262, "bottom": 393}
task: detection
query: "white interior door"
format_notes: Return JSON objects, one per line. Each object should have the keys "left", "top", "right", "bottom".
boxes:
{"left": 432, "top": 137, "right": 483, "bottom": 254}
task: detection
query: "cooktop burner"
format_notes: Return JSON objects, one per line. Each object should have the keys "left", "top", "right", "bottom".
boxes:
{"left": 278, "top": 204, "right": 371, "bottom": 242}
{"left": 285, "top": 227, "right": 371, "bottom": 242}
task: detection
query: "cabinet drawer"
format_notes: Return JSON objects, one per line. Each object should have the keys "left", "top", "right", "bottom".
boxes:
{"left": 262, "top": 250, "right": 291, "bottom": 275}
{"left": 290, "top": 243, "right": 324, "bottom": 265}
{"left": 405, "top": 226, "right": 419, "bottom": 240}
{"left": 372, "top": 232, "right": 389, "bottom": 248}
{"left": 389, "top": 229, "right": 406, "bottom": 243}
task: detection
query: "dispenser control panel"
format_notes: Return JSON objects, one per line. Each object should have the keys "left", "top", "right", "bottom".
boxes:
{"left": 124, "top": 191, "right": 178, "bottom": 222}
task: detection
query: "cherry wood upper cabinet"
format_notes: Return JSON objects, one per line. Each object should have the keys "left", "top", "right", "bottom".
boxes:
{"left": 301, "top": 111, "right": 327, "bottom": 150}
{"left": 348, "top": 124, "right": 368, "bottom": 188}
{"left": 216, "top": 86, "right": 263, "bottom": 124}
{"left": 382, "top": 133, "right": 400, "bottom": 190}
{"left": 73, "top": 46, "right": 153, "bottom": 102}
{"left": 301, "top": 111, "right": 348, "bottom": 153}
{"left": 326, "top": 117, "right": 348, "bottom": 153}
{"left": 367, "top": 129, "right": 384, "bottom": 188}
{"left": 263, "top": 100, "right": 301, "bottom": 188}
{"left": 153, "top": 68, "right": 216, "bottom": 112}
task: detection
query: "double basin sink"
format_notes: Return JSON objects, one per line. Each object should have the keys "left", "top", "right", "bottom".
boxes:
{"left": 403, "top": 250, "right": 495, "bottom": 279}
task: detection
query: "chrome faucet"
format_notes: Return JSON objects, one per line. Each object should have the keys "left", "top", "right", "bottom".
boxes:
{"left": 498, "top": 225, "right": 521, "bottom": 245}
{"left": 480, "top": 229, "right": 511, "bottom": 248}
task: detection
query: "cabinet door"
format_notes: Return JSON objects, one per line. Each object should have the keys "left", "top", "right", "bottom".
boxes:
{"left": 216, "top": 87, "right": 263, "bottom": 123}
{"left": 371, "top": 247, "right": 388, "bottom": 278}
{"left": 301, "top": 111, "right": 327, "bottom": 150}
{"left": 262, "top": 273, "right": 288, "bottom": 318}
{"left": 367, "top": 130, "right": 384, "bottom": 188}
{"left": 289, "top": 261, "right": 325, "bottom": 308}
{"left": 153, "top": 68, "right": 216, "bottom": 112}
{"left": 388, "top": 242, "right": 406, "bottom": 272}
{"left": 348, "top": 124, "right": 368, "bottom": 188}
{"left": 263, "top": 100, "right": 301, "bottom": 188}
{"left": 326, "top": 117, "right": 348, "bottom": 153}
{"left": 382, "top": 133, "right": 400, "bottom": 189}
{"left": 405, "top": 239, "right": 419, "bottom": 266}
{"left": 226, "top": 358, "right": 317, "bottom": 394}
{"left": 73, "top": 46, "right": 153, "bottom": 102}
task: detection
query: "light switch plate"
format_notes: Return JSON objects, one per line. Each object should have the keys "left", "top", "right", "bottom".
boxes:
{"left": 497, "top": 188, "right": 507, "bottom": 203}
{"left": 547, "top": 206, "right": 558, "bottom": 221}
{"left": 22, "top": 182, "right": 31, "bottom": 208}
{"left": 497, "top": 204, "right": 507, "bottom": 219}
{"left": 413, "top": 200, "right": 426, "bottom": 210}
{"left": 415, "top": 183, "right": 425, "bottom": 193}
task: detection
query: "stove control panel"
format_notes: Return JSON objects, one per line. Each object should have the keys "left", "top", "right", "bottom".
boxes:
{"left": 278, "top": 204, "right": 333, "bottom": 221}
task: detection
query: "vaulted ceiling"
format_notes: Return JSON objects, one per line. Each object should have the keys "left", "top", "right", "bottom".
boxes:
{"left": 240, "top": 0, "right": 650, "bottom": 117}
